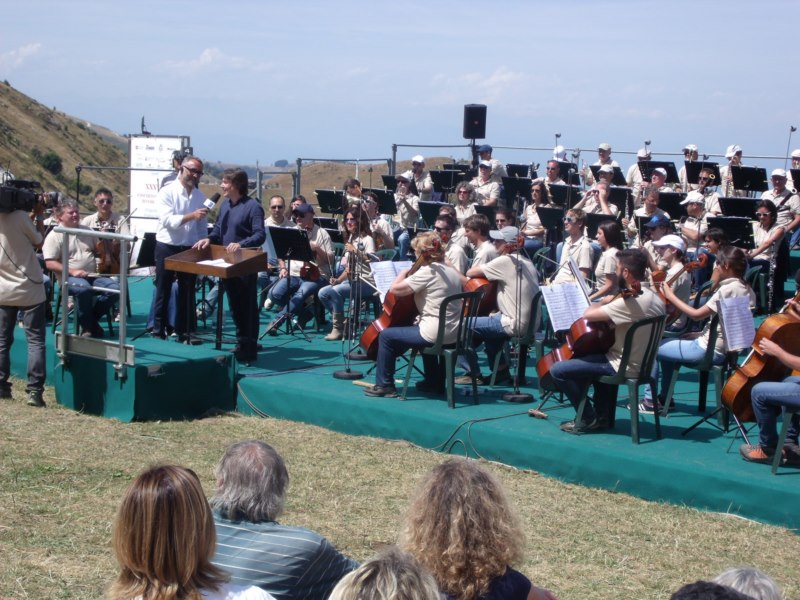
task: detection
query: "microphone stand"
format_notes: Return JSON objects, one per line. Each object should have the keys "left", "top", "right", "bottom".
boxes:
{"left": 333, "top": 233, "right": 364, "bottom": 380}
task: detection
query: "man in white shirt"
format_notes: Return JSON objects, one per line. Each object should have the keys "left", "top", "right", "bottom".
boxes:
{"left": 151, "top": 155, "right": 208, "bottom": 341}
{"left": 408, "top": 155, "right": 433, "bottom": 202}
{"left": 476, "top": 144, "right": 507, "bottom": 184}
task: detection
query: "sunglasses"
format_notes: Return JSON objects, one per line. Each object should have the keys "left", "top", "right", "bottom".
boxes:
{"left": 344, "top": 217, "right": 357, "bottom": 222}
{"left": 270, "top": 205, "right": 285, "bottom": 210}
{"left": 756, "top": 213, "right": 770, "bottom": 218}
{"left": 563, "top": 217, "right": 577, "bottom": 223}
{"left": 434, "top": 226, "right": 451, "bottom": 233}
{"left": 183, "top": 166, "right": 204, "bottom": 176}
{"left": 97, "top": 198, "right": 113, "bottom": 205}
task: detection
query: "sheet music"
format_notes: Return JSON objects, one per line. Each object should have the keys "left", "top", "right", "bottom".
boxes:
{"left": 370, "top": 260, "right": 413, "bottom": 302}
{"left": 542, "top": 283, "right": 590, "bottom": 331}
{"left": 568, "top": 256, "right": 592, "bottom": 299}
{"left": 198, "top": 258, "right": 231, "bottom": 267}
{"left": 719, "top": 296, "right": 755, "bottom": 352}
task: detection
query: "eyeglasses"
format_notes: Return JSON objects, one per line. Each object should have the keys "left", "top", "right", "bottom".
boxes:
{"left": 563, "top": 217, "right": 577, "bottom": 223}
{"left": 412, "top": 162, "right": 421, "bottom": 166}
{"left": 434, "top": 226, "right": 451, "bottom": 233}
{"left": 457, "top": 190, "right": 470, "bottom": 194}
{"left": 698, "top": 176, "right": 711, "bottom": 181}
{"left": 183, "top": 166, "right": 204, "bottom": 176}
{"left": 344, "top": 218, "right": 357, "bottom": 222}
{"left": 495, "top": 220, "right": 507, "bottom": 225}
{"left": 97, "top": 198, "right": 113, "bottom": 205}
{"left": 545, "top": 167, "right": 556, "bottom": 171}
{"left": 270, "top": 205, "right": 284, "bottom": 210}
{"left": 756, "top": 213, "right": 771, "bottom": 218}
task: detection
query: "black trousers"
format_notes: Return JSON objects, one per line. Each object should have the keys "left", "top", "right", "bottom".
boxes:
{"left": 153, "top": 242, "right": 196, "bottom": 336}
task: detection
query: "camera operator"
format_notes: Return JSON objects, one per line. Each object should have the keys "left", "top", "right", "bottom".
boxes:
{"left": 0, "top": 195, "right": 47, "bottom": 407}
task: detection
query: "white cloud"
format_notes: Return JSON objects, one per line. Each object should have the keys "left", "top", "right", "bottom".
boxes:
{"left": 157, "top": 47, "right": 273, "bottom": 74}
{"left": 428, "top": 67, "right": 527, "bottom": 106}
{"left": 0, "top": 43, "right": 42, "bottom": 69}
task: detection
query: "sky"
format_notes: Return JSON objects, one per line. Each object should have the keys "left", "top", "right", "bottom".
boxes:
{"left": 2, "top": 0, "right": 799, "bottom": 174}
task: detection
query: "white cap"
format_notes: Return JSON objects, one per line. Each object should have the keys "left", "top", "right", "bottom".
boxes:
{"left": 681, "top": 190, "right": 705, "bottom": 205}
{"left": 792, "top": 149, "right": 800, "bottom": 159}
{"left": 411, "top": 155, "right": 425, "bottom": 164}
{"left": 553, "top": 145, "right": 566, "bottom": 160}
{"left": 478, "top": 160, "right": 492, "bottom": 168}
{"left": 637, "top": 148, "right": 650, "bottom": 158}
{"left": 683, "top": 144, "right": 698, "bottom": 153}
{"left": 653, "top": 234, "right": 686, "bottom": 253}
{"left": 598, "top": 143, "right": 612, "bottom": 151}
{"left": 598, "top": 164, "right": 614, "bottom": 174}
{"left": 653, "top": 167, "right": 667, "bottom": 178}
{"left": 771, "top": 168, "right": 787, "bottom": 178}
{"left": 725, "top": 144, "right": 742, "bottom": 159}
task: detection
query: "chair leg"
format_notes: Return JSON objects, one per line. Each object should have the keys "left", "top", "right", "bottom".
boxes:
{"left": 772, "top": 410, "right": 795, "bottom": 474}
{"left": 661, "top": 364, "right": 682, "bottom": 416}
{"left": 489, "top": 343, "right": 506, "bottom": 387}
{"left": 629, "top": 382, "right": 640, "bottom": 445}
{"left": 698, "top": 370, "right": 709, "bottom": 412}
{"left": 401, "top": 349, "right": 419, "bottom": 400}
{"left": 444, "top": 352, "right": 455, "bottom": 409}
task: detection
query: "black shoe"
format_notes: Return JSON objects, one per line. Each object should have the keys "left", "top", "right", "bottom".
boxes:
{"left": 265, "top": 314, "right": 287, "bottom": 336}
{"left": 560, "top": 416, "right": 608, "bottom": 434}
{"left": 0, "top": 386, "right": 11, "bottom": 400}
{"left": 415, "top": 380, "right": 444, "bottom": 394}
{"left": 148, "top": 330, "right": 167, "bottom": 340}
{"left": 364, "top": 385, "right": 398, "bottom": 398}
{"left": 26, "top": 390, "right": 45, "bottom": 408}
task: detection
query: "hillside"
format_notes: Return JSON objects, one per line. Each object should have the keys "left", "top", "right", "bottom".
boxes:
{"left": 0, "top": 81, "right": 129, "bottom": 209}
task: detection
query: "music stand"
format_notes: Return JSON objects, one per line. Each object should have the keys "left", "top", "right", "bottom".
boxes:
{"left": 555, "top": 161, "right": 580, "bottom": 185}
{"left": 605, "top": 187, "right": 631, "bottom": 216}
{"left": 314, "top": 216, "right": 338, "bottom": 230}
{"left": 315, "top": 189, "right": 345, "bottom": 215}
{"left": 325, "top": 228, "right": 344, "bottom": 244}
{"left": 589, "top": 165, "right": 627, "bottom": 186}
{"left": 548, "top": 184, "right": 582, "bottom": 208}
{"left": 657, "top": 192, "right": 687, "bottom": 219}
{"left": 585, "top": 213, "right": 618, "bottom": 239}
{"left": 537, "top": 205, "right": 565, "bottom": 236}
{"left": 380, "top": 175, "right": 398, "bottom": 192}
{"left": 262, "top": 227, "right": 316, "bottom": 340}
{"left": 686, "top": 161, "right": 720, "bottom": 186}
{"left": 443, "top": 163, "right": 471, "bottom": 174}
{"left": 790, "top": 169, "right": 800, "bottom": 193}
{"left": 506, "top": 164, "right": 529, "bottom": 178}
{"left": 430, "top": 169, "right": 469, "bottom": 200}
{"left": 731, "top": 166, "right": 768, "bottom": 195}
{"left": 365, "top": 188, "right": 397, "bottom": 217}
{"left": 418, "top": 201, "right": 443, "bottom": 228}
{"left": 638, "top": 160, "right": 680, "bottom": 185}
{"left": 502, "top": 176, "right": 532, "bottom": 214}
{"left": 131, "top": 232, "right": 156, "bottom": 268}
{"left": 474, "top": 204, "right": 497, "bottom": 226}
{"left": 719, "top": 197, "right": 757, "bottom": 219}
{"left": 707, "top": 217, "right": 754, "bottom": 249}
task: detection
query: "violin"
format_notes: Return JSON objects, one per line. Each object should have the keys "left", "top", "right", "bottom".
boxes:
{"left": 721, "top": 293, "right": 800, "bottom": 422}
{"left": 536, "top": 281, "right": 642, "bottom": 390}
{"left": 651, "top": 253, "right": 708, "bottom": 324}
{"left": 299, "top": 262, "right": 321, "bottom": 281}
{"left": 95, "top": 222, "right": 121, "bottom": 275}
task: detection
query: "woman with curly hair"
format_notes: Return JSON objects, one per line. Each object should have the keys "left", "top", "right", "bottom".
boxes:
{"left": 454, "top": 181, "right": 477, "bottom": 224}
{"left": 108, "top": 465, "right": 273, "bottom": 600}
{"left": 401, "top": 459, "right": 557, "bottom": 600}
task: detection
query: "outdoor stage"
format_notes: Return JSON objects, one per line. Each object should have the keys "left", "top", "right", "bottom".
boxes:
{"left": 6, "top": 275, "right": 799, "bottom": 530}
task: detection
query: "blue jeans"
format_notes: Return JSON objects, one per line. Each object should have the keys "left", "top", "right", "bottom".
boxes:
{"left": 523, "top": 237, "right": 543, "bottom": 260}
{"left": 269, "top": 275, "right": 327, "bottom": 317}
{"left": 318, "top": 280, "right": 375, "bottom": 314}
{"left": 0, "top": 302, "right": 46, "bottom": 393}
{"left": 394, "top": 229, "right": 411, "bottom": 261}
{"left": 67, "top": 275, "right": 119, "bottom": 332}
{"left": 649, "top": 338, "right": 724, "bottom": 401}
{"left": 752, "top": 376, "right": 800, "bottom": 449}
{"left": 549, "top": 354, "right": 616, "bottom": 421}
{"left": 374, "top": 325, "right": 437, "bottom": 389}
{"left": 458, "top": 313, "right": 508, "bottom": 373}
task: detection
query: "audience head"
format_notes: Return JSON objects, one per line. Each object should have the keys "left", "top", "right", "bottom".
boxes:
{"left": 328, "top": 546, "right": 440, "bottom": 600}
{"left": 211, "top": 440, "right": 289, "bottom": 522}
{"left": 401, "top": 459, "right": 523, "bottom": 600}
{"left": 670, "top": 580, "right": 752, "bottom": 600}
{"left": 713, "top": 567, "right": 782, "bottom": 600}
{"left": 110, "top": 465, "right": 227, "bottom": 600}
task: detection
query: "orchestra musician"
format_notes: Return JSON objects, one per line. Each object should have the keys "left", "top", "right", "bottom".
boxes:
{"left": 588, "top": 221, "right": 623, "bottom": 302}
{"left": 437, "top": 204, "right": 470, "bottom": 252}
{"left": 532, "top": 160, "right": 565, "bottom": 192}
{"left": 434, "top": 213, "right": 468, "bottom": 274}
{"left": 720, "top": 144, "right": 746, "bottom": 198}
{"left": 582, "top": 142, "right": 618, "bottom": 187}
{"left": 462, "top": 214, "right": 498, "bottom": 269}
{"left": 747, "top": 199, "right": 787, "bottom": 313}
{"left": 643, "top": 246, "right": 754, "bottom": 414}
{"left": 552, "top": 208, "right": 593, "bottom": 285}
{"left": 640, "top": 214, "right": 672, "bottom": 271}
{"left": 265, "top": 203, "right": 334, "bottom": 335}
{"left": 363, "top": 231, "right": 463, "bottom": 398}
{"left": 475, "top": 144, "right": 507, "bottom": 185}
{"left": 626, "top": 147, "right": 651, "bottom": 202}
{"left": 652, "top": 234, "right": 692, "bottom": 330}
{"left": 623, "top": 185, "right": 670, "bottom": 247}
{"left": 454, "top": 226, "right": 539, "bottom": 386}
{"left": 343, "top": 178, "right": 365, "bottom": 206}
{"left": 361, "top": 191, "right": 395, "bottom": 250}
{"left": 574, "top": 164, "right": 618, "bottom": 216}
{"left": 81, "top": 188, "right": 130, "bottom": 236}
{"left": 739, "top": 316, "right": 800, "bottom": 466}
{"left": 678, "top": 144, "right": 699, "bottom": 192}
{"left": 453, "top": 182, "right": 477, "bottom": 225}
{"left": 408, "top": 155, "right": 433, "bottom": 202}
{"left": 318, "top": 207, "right": 376, "bottom": 341}
{"left": 393, "top": 172, "right": 420, "bottom": 261}
{"left": 471, "top": 161, "right": 502, "bottom": 207}
{"left": 696, "top": 167, "right": 722, "bottom": 215}
{"left": 678, "top": 191, "right": 710, "bottom": 292}
{"left": 520, "top": 181, "right": 549, "bottom": 258}
{"left": 762, "top": 168, "right": 800, "bottom": 249}
{"left": 549, "top": 249, "right": 666, "bottom": 433}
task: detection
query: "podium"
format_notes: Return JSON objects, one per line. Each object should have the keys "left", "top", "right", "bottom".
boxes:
{"left": 165, "top": 246, "right": 268, "bottom": 349}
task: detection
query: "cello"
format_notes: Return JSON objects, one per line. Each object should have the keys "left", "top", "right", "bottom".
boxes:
{"left": 721, "top": 293, "right": 800, "bottom": 422}
{"left": 359, "top": 243, "right": 437, "bottom": 360}
{"left": 536, "top": 282, "right": 641, "bottom": 390}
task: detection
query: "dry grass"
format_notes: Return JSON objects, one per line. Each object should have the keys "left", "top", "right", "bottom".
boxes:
{"left": 1, "top": 381, "right": 798, "bottom": 600}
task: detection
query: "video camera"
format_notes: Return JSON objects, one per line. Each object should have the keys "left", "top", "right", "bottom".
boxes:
{"left": 0, "top": 179, "right": 60, "bottom": 214}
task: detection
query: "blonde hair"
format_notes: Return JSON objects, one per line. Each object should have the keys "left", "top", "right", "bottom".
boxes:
{"left": 400, "top": 459, "right": 524, "bottom": 600}
{"left": 328, "top": 546, "right": 440, "bottom": 600}
{"left": 410, "top": 231, "right": 444, "bottom": 262}
{"left": 108, "top": 465, "right": 228, "bottom": 600}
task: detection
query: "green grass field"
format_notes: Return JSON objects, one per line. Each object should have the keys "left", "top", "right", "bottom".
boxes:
{"left": 1, "top": 381, "right": 798, "bottom": 599}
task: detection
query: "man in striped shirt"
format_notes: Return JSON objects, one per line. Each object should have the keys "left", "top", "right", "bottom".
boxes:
{"left": 211, "top": 440, "right": 359, "bottom": 600}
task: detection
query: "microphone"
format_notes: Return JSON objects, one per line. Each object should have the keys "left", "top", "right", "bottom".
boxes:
{"left": 203, "top": 192, "right": 221, "bottom": 210}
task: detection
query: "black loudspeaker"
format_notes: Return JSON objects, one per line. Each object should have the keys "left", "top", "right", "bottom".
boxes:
{"left": 463, "top": 104, "right": 486, "bottom": 139}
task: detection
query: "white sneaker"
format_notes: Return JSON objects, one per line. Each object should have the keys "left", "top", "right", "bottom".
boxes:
{"left": 263, "top": 298, "right": 273, "bottom": 310}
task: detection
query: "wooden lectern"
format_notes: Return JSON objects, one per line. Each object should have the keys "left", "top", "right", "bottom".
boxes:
{"left": 165, "top": 246, "right": 269, "bottom": 349}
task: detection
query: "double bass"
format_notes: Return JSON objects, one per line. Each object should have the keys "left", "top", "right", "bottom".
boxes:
{"left": 721, "top": 293, "right": 800, "bottom": 422}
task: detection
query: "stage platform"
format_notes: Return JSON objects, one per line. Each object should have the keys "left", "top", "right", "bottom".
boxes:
{"left": 5, "top": 275, "right": 800, "bottom": 530}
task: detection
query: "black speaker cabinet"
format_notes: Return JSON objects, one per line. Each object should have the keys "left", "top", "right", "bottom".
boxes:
{"left": 463, "top": 104, "right": 487, "bottom": 139}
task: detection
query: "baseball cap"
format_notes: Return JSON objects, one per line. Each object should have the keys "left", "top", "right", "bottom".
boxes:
{"left": 478, "top": 160, "right": 492, "bottom": 168}
{"left": 725, "top": 144, "right": 742, "bottom": 159}
{"left": 476, "top": 144, "right": 493, "bottom": 153}
{"left": 644, "top": 214, "right": 672, "bottom": 228}
{"left": 292, "top": 203, "right": 315, "bottom": 216}
{"left": 652, "top": 234, "right": 686, "bottom": 253}
{"left": 489, "top": 226, "right": 520, "bottom": 243}
{"left": 411, "top": 155, "right": 425, "bottom": 164}
{"left": 598, "top": 143, "right": 612, "bottom": 151}
{"left": 681, "top": 191, "right": 705, "bottom": 205}
{"left": 771, "top": 168, "right": 787, "bottom": 178}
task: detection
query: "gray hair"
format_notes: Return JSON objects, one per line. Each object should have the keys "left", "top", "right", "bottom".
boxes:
{"left": 713, "top": 567, "right": 782, "bottom": 600}
{"left": 454, "top": 181, "right": 476, "bottom": 203}
{"left": 54, "top": 198, "right": 79, "bottom": 217}
{"left": 210, "top": 440, "right": 288, "bottom": 522}
{"left": 328, "top": 546, "right": 440, "bottom": 600}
